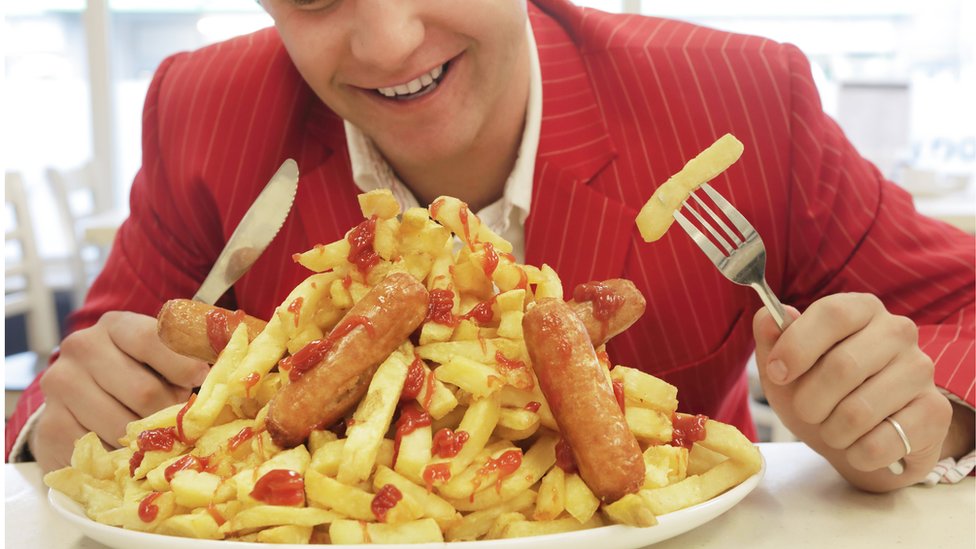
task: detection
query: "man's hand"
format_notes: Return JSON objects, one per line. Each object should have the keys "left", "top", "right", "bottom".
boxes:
{"left": 753, "top": 293, "right": 956, "bottom": 492}
{"left": 30, "top": 311, "right": 210, "bottom": 473}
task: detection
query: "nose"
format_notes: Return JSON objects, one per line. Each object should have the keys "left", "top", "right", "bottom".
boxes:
{"left": 349, "top": 1, "right": 425, "bottom": 72}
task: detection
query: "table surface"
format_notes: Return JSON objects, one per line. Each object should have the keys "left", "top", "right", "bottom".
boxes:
{"left": 5, "top": 443, "right": 973, "bottom": 549}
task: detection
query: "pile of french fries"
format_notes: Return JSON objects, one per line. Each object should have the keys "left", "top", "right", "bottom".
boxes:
{"left": 45, "top": 189, "right": 762, "bottom": 544}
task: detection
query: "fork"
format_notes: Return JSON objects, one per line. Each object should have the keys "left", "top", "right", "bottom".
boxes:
{"left": 672, "top": 182, "right": 791, "bottom": 331}
{"left": 674, "top": 182, "right": 907, "bottom": 475}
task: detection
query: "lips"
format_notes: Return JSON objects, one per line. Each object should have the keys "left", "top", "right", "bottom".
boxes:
{"left": 371, "top": 58, "right": 457, "bottom": 102}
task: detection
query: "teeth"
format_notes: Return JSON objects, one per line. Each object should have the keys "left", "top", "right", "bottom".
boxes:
{"left": 376, "top": 64, "right": 445, "bottom": 99}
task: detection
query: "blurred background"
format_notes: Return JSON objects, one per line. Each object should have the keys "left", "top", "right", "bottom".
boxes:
{"left": 5, "top": 1, "right": 975, "bottom": 429}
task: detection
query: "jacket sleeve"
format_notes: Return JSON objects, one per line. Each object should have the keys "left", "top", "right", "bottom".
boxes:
{"left": 5, "top": 52, "right": 222, "bottom": 460}
{"left": 776, "top": 44, "right": 975, "bottom": 409}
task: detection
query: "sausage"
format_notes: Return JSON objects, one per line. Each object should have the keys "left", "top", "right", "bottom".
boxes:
{"left": 157, "top": 299, "right": 267, "bottom": 363}
{"left": 266, "top": 272, "right": 429, "bottom": 448}
{"left": 158, "top": 279, "right": 643, "bottom": 365}
{"left": 522, "top": 298, "right": 644, "bottom": 503}
{"left": 568, "top": 279, "right": 646, "bottom": 347}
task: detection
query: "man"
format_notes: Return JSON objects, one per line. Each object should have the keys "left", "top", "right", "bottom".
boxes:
{"left": 9, "top": 0, "right": 974, "bottom": 493}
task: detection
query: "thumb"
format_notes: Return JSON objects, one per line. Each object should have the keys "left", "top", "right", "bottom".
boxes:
{"left": 752, "top": 305, "right": 800, "bottom": 394}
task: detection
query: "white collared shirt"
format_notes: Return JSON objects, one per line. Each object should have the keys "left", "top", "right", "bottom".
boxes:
{"left": 343, "top": 20, "right": 543, "bottom": 263}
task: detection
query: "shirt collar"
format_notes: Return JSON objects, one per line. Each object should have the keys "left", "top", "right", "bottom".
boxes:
{"left": 343, "top": 19, "right": 542, "bottom": 235}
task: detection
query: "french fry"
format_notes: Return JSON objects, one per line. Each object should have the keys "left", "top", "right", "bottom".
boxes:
{"left": 563, "top": 473, "right": 600, "bottom": 524}
{"left": 337, "top": 351, "right": 410, "bottom": 485}
{"left": 373, "top": 466, "right": 459, "bottom": 529}
{"left": 221, "top": 505, "right": 338, "bottom": 533}
{"left": 330, "top": 518, "right": 444, "bottom": 544}
{"left": 601, "top": 492, "right": 657, "bottom": 527}
{"left": 610, "top": 365, "right": 679, "bottom": 414}
{"left": 533, "top": 465, "right": 565, "bottom": 521}
{"left": 499, "top": 514, "right": 604, "bottom": 538}
{"left": 444, "top": 490, "right": 536, "bottom": 541}
{"left": 434, "top": 355, "right": 506, "bottom": 399}
{"left": 635, "top": 133, "right": 744, "bottom": 242}
{"left": 447, "top": 433, "right": 557, "bottom": 512}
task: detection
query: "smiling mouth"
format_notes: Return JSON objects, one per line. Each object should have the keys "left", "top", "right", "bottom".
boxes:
{"left": 374, "top": 60, "right": 451, "bottom": 101}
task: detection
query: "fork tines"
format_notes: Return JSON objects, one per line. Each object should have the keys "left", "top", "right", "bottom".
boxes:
{"left": 673, "top": 183, "right": 756, "bottom": 261}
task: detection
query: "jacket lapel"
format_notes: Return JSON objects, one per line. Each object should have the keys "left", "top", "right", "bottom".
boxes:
{"left": 524, "top": 4, "right": 637, "bottom": 291}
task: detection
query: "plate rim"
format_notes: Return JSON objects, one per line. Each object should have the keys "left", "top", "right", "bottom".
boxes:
{"left": 48, "top": 454, "right": 764, "bottom": 549}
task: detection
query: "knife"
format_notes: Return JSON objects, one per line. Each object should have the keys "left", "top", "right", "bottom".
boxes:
{"left": 192, "top": 158, "right": 299, "bottom": 305}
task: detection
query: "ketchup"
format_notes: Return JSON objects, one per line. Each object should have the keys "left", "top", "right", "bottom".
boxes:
{"left": 573, "top": 282, "right": 624, "bottom": 341}
{"left": 371, "top": 484, "right": 403, "bottom": 522}
{"left": 242, "top": 372, "right": 261, "bottom": 398}
{"left": 227, "top": 426, "right": 256, "bottom": 453}
{"left": 458, "top": 203, "right": 473, "bottom": 246}
{"left": 393, "top": 404, "right": 432, "bottom": 465}
{"left": 130, "top": 427, "right": 179, "bottom": 477}
{"left": 164, "top": 454, "right": 210, "bottom": 482}
{"left": 426, "top": 289, "right": 457, "bottom": 327}
{"left": 612, "top": 380, "right": 626, "bottom": 412}
{"left": 431, "top": 428, "right": 469, "bottom": 458}
{"left": 494, "top": 351, "right": 525, "bottom": 372}
{"left": 206, "top": 503, "right": 226, "bottom": 526}
{"left": 476, "top": 450, "right": 522, "bottom": 492}
{"left": 422, "top": 463, "right": 452, "bottom": 492}
{"left": 250, "top": 469, "right": 305, "bottom": 505}
{"left": 524, "top": 401, "right": 542, "bottom": 413}
{"left": 481, "top": 242, "right": 499, "bottom": 277}
{"left": 281, "top": 315, "right": 375, "bottom": 382}
{"left": 555, "top": 438, "right": 577, "bottom": 473}
{"left": 671, "top": 414, "right": 709, "bottom": 449}
{"left": 175, "top": 394, "right": 196, "bottom": 444}
{"left": 287, "top": 297, "right": 304, "bottom": 327}
{"left": 460, "top": 295, "right": 496, "bottom": 324}
{"left": 138, "top": 492, "right": 162, "bottom": 522}
{"left": 430, "top": 197, "right": 446, "bottom": 219}
{"left": 401, "top": 354, "right": 426, "bottom": 401}
{"left": 205, "top": 309, "right": 246, "bottom": 355}
{"left": 347, "top": 215, "right": 380, "bottom": 275}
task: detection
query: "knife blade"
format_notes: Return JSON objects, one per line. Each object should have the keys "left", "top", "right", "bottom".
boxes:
{"left": 192, "top": 158, "right": 299, "bottom": 305}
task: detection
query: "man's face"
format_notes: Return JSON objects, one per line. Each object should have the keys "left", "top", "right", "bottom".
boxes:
{"left": 263, "top": 0, "right": 529, "bottom": 168}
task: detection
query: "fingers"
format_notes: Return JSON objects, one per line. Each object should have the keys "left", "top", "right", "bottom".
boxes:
{"left": 763, "top": 293, "right": 884, "bottom": 385}
{"left": 29, "top": 402, "right": 90, "bottom": 473}
{"left": 789, "top": 319, "right": 905, "bottom": 425}
{"left": 844, "top": 390, "right": 951, "bottom": 473}
{"left": 63, "top": 368, "right": 141, "bottom": 447}
{"left": 752, "top": 305, "right": 800, "bottom": 390}
{"left": 101, "top": 311, "right": 210, "bottom": 388}
{"left": 59, "top": 321, "right": 191, "bottom": 418}
{"left": 816, "top": 351, "right": 932, "bottom": 450}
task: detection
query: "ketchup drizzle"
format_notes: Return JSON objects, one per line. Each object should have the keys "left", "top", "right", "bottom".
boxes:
{"left": 431, "top": 428, "right": 469, "bottom": 458}
{"left": 393, "top": 403, "right": 432, "bottom": 465}
{"left": 371, "top": 484, "right": 403, "bottom": 522}
{"left": 250, "top": 469, "right": 304, "bottom": 505}
{"left": 347, "top": 215, "right": 381, "bottom": 275}
{"left": 138, "top": 492, "right": 162, "bottom": 522}
{"left": 280, "top": 315, "right": 376, "bottom": 382}
{"left": 205, "top": 309, "right": 245, "bottom": 355}
{"left": 425, "top": 289, "right": 457, "bottom": 327}
{"left": 671, "top": 414, "right": 709, "bottom": 449}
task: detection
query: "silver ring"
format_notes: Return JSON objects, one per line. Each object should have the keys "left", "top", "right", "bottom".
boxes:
{"left": 885, "top": 416, "right": 912, "bottom": 456}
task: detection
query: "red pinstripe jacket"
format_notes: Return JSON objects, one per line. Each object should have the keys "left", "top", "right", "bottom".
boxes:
{"left": 8, "top": 0, "right": 974, "bottom": 459}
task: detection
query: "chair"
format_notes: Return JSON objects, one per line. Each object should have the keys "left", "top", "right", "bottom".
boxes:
{"left": 5, "top": 171, "right": 61, "bottom": 415}
{"left": 46, "top": 163, "right": 112, "bottom": 308}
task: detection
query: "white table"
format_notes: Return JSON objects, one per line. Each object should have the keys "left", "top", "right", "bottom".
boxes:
{"left": 5, "top": 443, "right": 973, "bottom": 548}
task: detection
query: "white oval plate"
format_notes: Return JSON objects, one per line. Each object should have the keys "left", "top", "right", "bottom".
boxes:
{"left": 49, "top": 456, "right": 763, "bottom": 549}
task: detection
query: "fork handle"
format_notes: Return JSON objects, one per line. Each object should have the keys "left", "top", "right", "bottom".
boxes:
{"left": 750, "top": 278, "right": 793, "bottom": 331}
